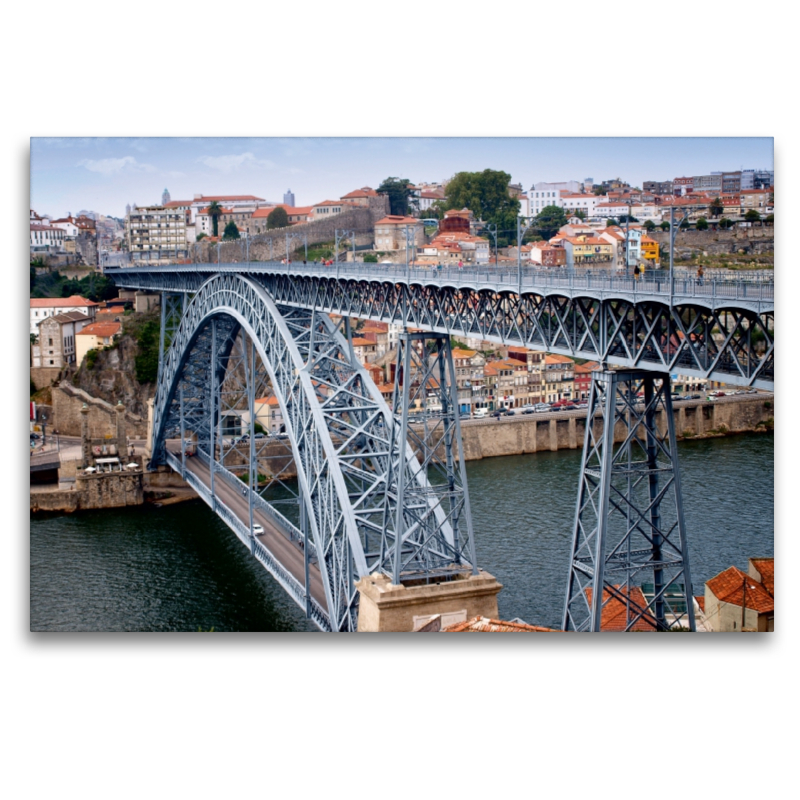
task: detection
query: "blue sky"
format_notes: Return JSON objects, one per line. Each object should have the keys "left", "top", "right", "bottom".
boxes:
{"left": 30, "top": 136, "right": 773, "bottom": 219}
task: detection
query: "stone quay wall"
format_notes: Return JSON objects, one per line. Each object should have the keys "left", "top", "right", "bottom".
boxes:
{"left": 457, "top": 396, "right": 773, "bottom": 462}
{"left": 30, "top": 471, "right": 144, "bottom": 513}
{"left": 50, "top": 384, "right": 148, "bottom": 438}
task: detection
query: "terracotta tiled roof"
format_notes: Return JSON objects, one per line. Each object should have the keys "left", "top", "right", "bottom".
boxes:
{"left": 545, "top": 354, "right": 574, "bottom": 365}
{"left": 585, "top": 586, "right": 657, "bottom": 631}
{"left": 351, "top": 337, "right": 376, "bottom": 347}
{"left": 706, "top": 566, "right": 774, "bottom": 613}
{"left": 444, "top": 616, "right": 560, "bottom": 633}
{"left": 695, "top": 596, "right": 705, "bottom": 612}
{"left": 30, "top": 295, "right": 99, "bottom": 308}
{"left": 255, "top": 395, "right": 280, "bottom": 406}
{"left": 341, "top": 188, "right": 378, "bottom": 199}
{"left": 375, "top": 215, "right": 420, "bottom": 225}
{"left": 164, "top": 200, "right": 193, "bottom": 207}
{"left": 194, "top": 195, "right": 265, "bottom": 202}
{"left": 451, "top": 348, "right": 478, "bottom": 358}
{"left": 77, "top": 322, "right": 121, "bottom": 338}
{"left": 43, "top": 311, "right": 91, "bottom": 324}
{"left": 749, "top": 558, "right": 774, "bottom": 596}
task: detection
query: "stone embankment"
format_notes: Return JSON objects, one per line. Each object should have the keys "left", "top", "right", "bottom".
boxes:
{"left": 456, "top": 394, "right": 773, "bottom": 462}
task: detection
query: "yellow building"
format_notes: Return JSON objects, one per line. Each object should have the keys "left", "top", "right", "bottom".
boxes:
{"left": 564, "top": 235, "right": 614, "bottom": 267}
{"left": 641, "top": 235, "right": 659, "bottom": 264}
{"left": 75, "top": 321, "right": 121, "bottom": 366}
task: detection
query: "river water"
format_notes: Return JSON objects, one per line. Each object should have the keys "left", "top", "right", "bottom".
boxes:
{"left": 30, "top": 433, "right": 773, "bottom": 631}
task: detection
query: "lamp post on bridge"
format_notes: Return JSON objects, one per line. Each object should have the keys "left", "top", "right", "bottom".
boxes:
{"left": 403, "top": 224, "right": 418, "bottom": 278}
{"left": 285, "top": 232, "right": 307, "bottom": 263}
{"left": 516, "top": 215, "right": 534, "bottom": 293}
{"left": 479, "top": 221, "right": 498, "bottom": 267}
{"left": 335, "top": 228, "right": 355, "bottom": 280}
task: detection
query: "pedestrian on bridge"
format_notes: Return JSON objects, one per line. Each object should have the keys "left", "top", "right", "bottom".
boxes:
{"left": 696, "top": 265, "right": 704, "bottom": 286}
{"left": 633, "top": 264, "right": 641, "bottom": 281}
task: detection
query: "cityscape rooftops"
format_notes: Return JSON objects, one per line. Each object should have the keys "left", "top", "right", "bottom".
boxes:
{"left": 30, "top": 295, "right": 99, "bottom": 308}
{"left": 706, "top": 565, "right": 774, "bottom": 613}
{"left": 76, "top": 321, "right": 121, "bottom": 338}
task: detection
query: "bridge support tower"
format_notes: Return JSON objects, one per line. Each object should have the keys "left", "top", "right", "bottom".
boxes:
{"left": 356, "top": 331, "right": 501, "bottom": 632}
{"left": 563, "top": 369, "right": 696, "bottom": 632}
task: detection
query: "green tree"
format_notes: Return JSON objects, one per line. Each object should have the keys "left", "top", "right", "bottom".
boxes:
{"left": 593, "top": 185, "right": 606, "bottom": 196}
{"left": 574, "top": 209, "right": 586, "bottom": 220}
{"left": 618, "top": 214, "right": 639, "bottom": 224}
{"left": 207, "top": 201, "right": 223, "bottom": 237}
{"left": 222, "top": 221, "right": 240, "bottom": 240}
{"left": 533, "top": 205, "right": 568, "bottom": 240}
{"left": 679, "top": 217, "right": 689, "bottom": 229}
{"left": 696, "top": 217, "right": 709, "bottom": 231}
{"left": 660, "top": 220, "right": 670, "bottom": 231}
{"left": 363, "top": 253, "right": 378, "bottom": 263}
{"left": 134, "top": 320, "right": 160, "bottom": 384}
{"left": 765, "top": 213, "right": 774, "bottom": 225}
{"left": 377, "top": 177, "right": 415, "bottom": 216}
{"left": 744, "top": 209, "right": 761, "bottom": 224}
{"left": 196, "top": 232, "right": 207, "bottom": 241}
{"left": 644, "top": 220, "right": 656, "bottom": 232}
{"left": 606, "top": 218, "right": 618, "bottom": 228}
{"left": 710, "top": 196, "right": 723, "bottom": 217}
{"left": 444, "top": 170, "right": 521, "bottom": 239}
{"left": 719, "top": 217, "right": 734, "bottom": 230}
{"left": 267, "top": 206, "right": 289, "bottom": 229}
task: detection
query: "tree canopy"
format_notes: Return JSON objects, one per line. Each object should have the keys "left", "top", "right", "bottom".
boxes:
{"left": 377, "top": 177, "right": 415, "bottom": 216}
{"left": 695, "top": 217, "right": 709, "bottom": 230}
{"left": 207, "top": 201, "right": 223, "bottom": 237}
{"left": 534, "top": 205, "right": 568, "bottom": 240}
{"left": 744, "top": 209, "right": 762, "bottom": 223}
{"left": 660, "top": 221, "right": 671, "bottom": 231}
{"left": 267, "top": 207, "right": 289, "bottom": 229}
{"left": 718, "top": 217, "right": 734, "bottom": 229}
{"left": 644, "top": 220, "right": 656, "bottom": 232}
{"left": 444, "top": 169, "right": 521, "bottom": 240}
{"left": 710, "top": 197, "right": 723, "bottom": 217}
{"left": 222, "top": 221, "right": 240, "bottom": 240}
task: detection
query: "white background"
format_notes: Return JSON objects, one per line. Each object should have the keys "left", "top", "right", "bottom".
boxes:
{"left": 6, "top": 3, "right": 792, "bottom": 798}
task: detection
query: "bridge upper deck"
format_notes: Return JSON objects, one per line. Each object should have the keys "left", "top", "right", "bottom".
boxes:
{"left": 107, "top": 261, "right": 774, "bottom": 314}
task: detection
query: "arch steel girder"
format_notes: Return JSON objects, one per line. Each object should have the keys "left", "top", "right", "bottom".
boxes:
{"left": 148, "top": 274, "right": 467, "bottom": 631}
{"left": 259, "top": 275, "right": 773, "bottom": 388}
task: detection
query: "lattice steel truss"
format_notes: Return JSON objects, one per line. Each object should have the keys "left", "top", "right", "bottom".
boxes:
{"left": 380, "top": 332, "right": 478, "bottom": 585}
{"left": 563, "top": 370, "right": 696, "bottom": 633}
{"left": 148, "top": 274, "right": 479, "bottom": 631}
{"left": 107, "top": 264, "right": 774, "bottom": 389}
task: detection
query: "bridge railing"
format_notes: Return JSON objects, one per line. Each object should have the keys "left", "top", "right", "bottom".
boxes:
{"left": 127, "top": 261, "right": 773, "bottom": 305}
{"left": 198, "top": 449, "right": 304, "bottom": 542}
{"left": 168, "top": 450, "right": 331, "bottom": 631}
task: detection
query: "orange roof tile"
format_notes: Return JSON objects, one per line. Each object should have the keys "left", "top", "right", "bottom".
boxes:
{"left": 749, "top": 558, "right": 774, "bottom": 596}
{"left": 706, "top": 566, "right": 774, "bottom": 613}
{"left": 444, "top": 616, "right": 560, "bottom": 633}
{"left": 77, "top": 322, "right": 121, "bottom": 337}
{"left": 585, "top": 586, "right": 657, "bottom": 631}
{"left": 30, "top": 295, "right": 99, "bottom": 308}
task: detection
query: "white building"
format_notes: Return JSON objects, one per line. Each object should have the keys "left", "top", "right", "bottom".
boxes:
{"left": 30, "top": 224, "right": 65, "bottom": 254}
{"left": 529, "top": 188, "right": 565, "bottom": 215}
{"left": 559, "top": 193, "right": 607, "bottom": 219}
{"left": 30, "top": 295, "right": 99, "bottom": 336}
{"left": 592, "top": 201, "right": 631, "bottom": 221}
{"left": 126, "top": 205, "right": 188, "bottom": 263}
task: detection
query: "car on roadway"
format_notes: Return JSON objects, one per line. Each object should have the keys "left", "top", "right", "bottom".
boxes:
{"left": 534, "top": 403, "right": 550, "bottom": 413}
{"left": 252, "top": 524, "right": 264, "bottom": 536}
{"left": 254, "top": 432, "right": 265, "bottom": 439}
{"left": 473, "top": 408, "right": 488, "bottom": 419}
{"left": 521, "top": 404, "right": 536, "bottom": 414}
{"left": 30, "top": 432, "right": 41, "bottom": 440}
{"left": 505, "top": 408, "right": 516, "bottom": 416}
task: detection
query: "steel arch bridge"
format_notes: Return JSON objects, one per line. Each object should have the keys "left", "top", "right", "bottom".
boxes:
{"left": 106, "top": 261, "right": 774, "bottom": 632}
{"left": 149, "top": 273, "right": 477, "bottom": 631}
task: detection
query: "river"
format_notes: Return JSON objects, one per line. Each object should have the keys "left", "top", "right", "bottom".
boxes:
{"left": 30, "top": 433, "right": 773, "bottom": 631}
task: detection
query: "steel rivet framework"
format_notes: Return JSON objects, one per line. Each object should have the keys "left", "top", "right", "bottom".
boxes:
{"left": 380, "top": 331, "right": 478, "bottom": 586}
{"left": 146, "top": 273, "right": 481, "bottom": 631}
{"left": 563, "top": 369, "right": 696, "bottom": 632}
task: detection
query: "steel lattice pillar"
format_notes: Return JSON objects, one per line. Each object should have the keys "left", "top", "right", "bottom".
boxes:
{"left": 563, "top": 369, "right": 696, "bottom": 632}
{"left": 380, "top": 331, "right": 478, "bottom": 585}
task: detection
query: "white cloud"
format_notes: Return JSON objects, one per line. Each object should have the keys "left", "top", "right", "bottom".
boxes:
{"left": 77, "top": 156, "right": 156, "bottom": 175}
{"left": 196, "top": 152, "right": 276, "bottom": 173}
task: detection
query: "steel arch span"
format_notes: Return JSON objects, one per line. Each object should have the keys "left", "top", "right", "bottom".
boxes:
{"left": 149, "top": 273, "right": 478, "bottom": 631}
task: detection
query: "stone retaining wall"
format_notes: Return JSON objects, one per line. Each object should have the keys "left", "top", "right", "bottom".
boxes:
{"left": 51, "top": 384, "right": 147, "bottom": 438}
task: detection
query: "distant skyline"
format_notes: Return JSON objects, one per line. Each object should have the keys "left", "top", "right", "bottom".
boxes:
{"left": 30, "top": 136, "right": 773, "bottom": 219}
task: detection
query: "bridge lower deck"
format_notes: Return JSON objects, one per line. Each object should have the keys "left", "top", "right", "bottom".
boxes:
{"left": 168, "top": 445, "right": 328, "bottom": 611}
